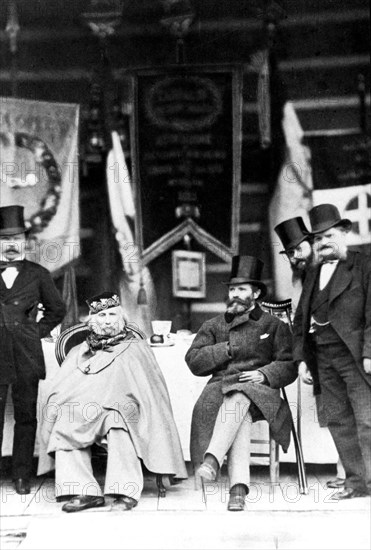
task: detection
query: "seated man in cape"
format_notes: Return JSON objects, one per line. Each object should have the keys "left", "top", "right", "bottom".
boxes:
{"left": 38, "top": 292, "right": 187, "bottom": 513}
{"left": 185, "top": 256, "right": 297, "bottom": 511}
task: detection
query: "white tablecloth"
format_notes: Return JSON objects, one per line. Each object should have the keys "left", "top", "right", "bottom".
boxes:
{"left": 148, "top": 338, "right": 338, "bottom": 464}
{"left": 1, "top": 336, "right": 338, "bottom": 464}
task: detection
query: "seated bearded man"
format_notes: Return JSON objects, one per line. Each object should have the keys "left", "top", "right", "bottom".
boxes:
{"left": 185, "top": 256, "right": 297, "bottom": 511}
{"left": 38, "top": 292, "right": 187, "bottom": 513}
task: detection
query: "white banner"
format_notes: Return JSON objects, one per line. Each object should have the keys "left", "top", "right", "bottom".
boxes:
{"left": 269, "top": 102, "right": 313, "bottom": 306}
{"left": 313, "top": 184, "right": 371, "bottom": 247}
{"left": 106, "top": 131, "right": 156, "bottom": 335}
{"left": 0, "top": 96, "right": 80, "bottom": 272}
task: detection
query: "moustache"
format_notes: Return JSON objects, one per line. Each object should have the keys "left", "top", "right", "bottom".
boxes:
{"left": 226, "top": 297, "right": 251, "bottom": 308}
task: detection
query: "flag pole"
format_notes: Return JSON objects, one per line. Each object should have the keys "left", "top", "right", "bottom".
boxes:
{"left": 357, "top": 73, "right": 367, "bottom": 135}
{"left": 5, "top": 0, "right": 19, "bottom": 98}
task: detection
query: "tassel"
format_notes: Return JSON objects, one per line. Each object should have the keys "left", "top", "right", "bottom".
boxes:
{"left": 137, "top": 273, "right": 147, "bottom": 305}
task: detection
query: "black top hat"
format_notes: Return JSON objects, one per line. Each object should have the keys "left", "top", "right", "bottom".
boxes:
{"left": 86, "top": 291, "right": 121, "bottom": 314}
{"left": 274, "top": 217, "right": 310, "bottom": 253}
{"left": 0, "top": 205, "right": 28, "bottom": 236}
{"left": 224, "top": 255, "right": 267, "bottom": 297}
{"left": 309, "top": 204, "right": 352, "bottom": 234}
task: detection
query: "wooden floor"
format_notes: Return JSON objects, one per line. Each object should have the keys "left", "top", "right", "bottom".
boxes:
{"left": 1, "top": 463, "right": 370, "bottom": 550}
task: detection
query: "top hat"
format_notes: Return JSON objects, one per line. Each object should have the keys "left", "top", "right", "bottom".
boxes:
{"left": 86, "top": 291, "right": 121, "bottom": 314}
{"left": 309, "top": 204, "right": 352, "bottom": 234}
{"left": 224, "top": 255, "right": 267, "bottom": 297}
{"left": 0, "top": 205, "right": 28, "bottom": 236}
{"left": 274, "top": 217, "right": 310, "bottom": 253}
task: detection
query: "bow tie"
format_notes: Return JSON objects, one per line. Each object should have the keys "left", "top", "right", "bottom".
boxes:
{"left": 321, "top": 260, "right": 338, "bottom": 265}
{"left": 0, "top": 260, "right": 23, "bottom": 272}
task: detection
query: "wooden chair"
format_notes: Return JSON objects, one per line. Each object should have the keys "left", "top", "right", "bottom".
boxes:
{"left": 261, "top": 299, "right": 308, "bottom": 494}
{"left": 251, "top": 429, "right": 280, "bottom": 484}
{"left": 55, "top": 321, "right": 146, "bottom": 366}
{"left": 54, "top": 321, "right": 169, "bottom": 497}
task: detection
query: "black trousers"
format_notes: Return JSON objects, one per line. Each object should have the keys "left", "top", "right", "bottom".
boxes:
{"left": 315, "top": 343, "right": 371, "bottom": 494}
{"left": 0, "top": 379, "right": 39, "bottom": 480}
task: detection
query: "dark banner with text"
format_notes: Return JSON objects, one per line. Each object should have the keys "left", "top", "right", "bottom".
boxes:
{"left": 132, "top": 65, "right": 242, "bottom": 260}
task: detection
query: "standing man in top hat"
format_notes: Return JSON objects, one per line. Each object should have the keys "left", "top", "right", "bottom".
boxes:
{"left": 275, "top": 215, "right": 346, "bottom": 489}
{"left": 293, "top": 203, "right": 371, "bottom": 499}
{"left": 185, "top": 256, "right": 296, "bottom": 511}
{"left": 274, "top": 216, "right": 313, "bottom": 312}
{"left": 0, "top": 205, "right": 66, "bottom": 495}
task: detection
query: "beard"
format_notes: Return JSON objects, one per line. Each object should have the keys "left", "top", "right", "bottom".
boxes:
{"left": 291, "top": 259, "right": 310, "bottom": 283}
{"left": 88, "top": 319, "right": 125, "bottom": 337}
{"left": 225, "top": 296, "right": 254, "bottom": 323}
{"left": 290, "top": 249, "right": 314, "bottom": 272}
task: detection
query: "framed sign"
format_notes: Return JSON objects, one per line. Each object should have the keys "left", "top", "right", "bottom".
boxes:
{"left": 131, "top": 64, "right": 243, "bottom": 265}
{"left": 172, "top": 250, "right": 206, "bottom": 299}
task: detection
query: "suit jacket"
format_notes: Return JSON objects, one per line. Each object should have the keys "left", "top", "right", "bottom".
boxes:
{"left": 293, "top": 250, "right": 371, "bottom": 394}
{"left": 185, "top": 305, "right": 297, "bottom": 465}
{"left": 0, "top": 260, "right": 66, "bottom": 384}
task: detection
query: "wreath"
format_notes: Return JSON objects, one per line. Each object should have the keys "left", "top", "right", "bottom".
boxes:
{"left": 15, "top": 132, "right": 62, "bottom": 234}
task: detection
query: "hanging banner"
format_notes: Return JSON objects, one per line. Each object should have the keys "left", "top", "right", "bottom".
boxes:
{"left": 131, "top": 65, "right": 242, "bottom": 264}
{"left": 0, "top": 96, "right": 80, "bottom": 273}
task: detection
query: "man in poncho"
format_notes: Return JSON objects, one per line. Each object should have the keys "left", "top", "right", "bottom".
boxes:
{"left": 38, "top": 292, "right": 187, "bottom": 512}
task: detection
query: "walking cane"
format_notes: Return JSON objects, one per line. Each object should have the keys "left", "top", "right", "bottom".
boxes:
{"left": 262, "top": 300, "right": 308, "bottom": 495}
{"left": 284, "top": 302, "right": 308, "bottom": 495}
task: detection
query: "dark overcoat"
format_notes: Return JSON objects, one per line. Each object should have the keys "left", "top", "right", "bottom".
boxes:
{"left": 185, "top": 305, "right": 297, "bottom": 466}
{"left": 293, "top": 251, "right": 371, "bottom": 394}
{"left": 0, "top": 260, "right": 66, "bottom": 384}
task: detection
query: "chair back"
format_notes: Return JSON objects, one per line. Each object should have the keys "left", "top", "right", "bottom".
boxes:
{"left": 55, "top": 322, "right": 146, "bottom": 366}
{"left": 261, "top": 299, "right": 293, "bottom": 331}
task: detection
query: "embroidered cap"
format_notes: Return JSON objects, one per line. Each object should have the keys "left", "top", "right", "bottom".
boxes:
{"left": 86, "top": 291, "right": 121, "bottom": 314}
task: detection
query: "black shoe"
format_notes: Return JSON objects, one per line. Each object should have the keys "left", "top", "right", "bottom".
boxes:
{"left": 114, "top": 495, "right": 138, "bottom": 510}
{"left": 56, "top": 494, "right": 78, "bottom": 503}
{"left": 14, "top": 478, "right": 31, "bottom": 495}
{"left": 62, "top": 495, "right": 105, "bottom": 513}
{"left": 330, "top": 487, "right": 369, "bottom": 501}
{"left": 227, "top": 494, "right": 246, "bottom": 511}
{"left": 227, "top": 484, "right": 248, "bottom": 511}
{"left": 326, "top": 477, "right": 345, "bottom": 489}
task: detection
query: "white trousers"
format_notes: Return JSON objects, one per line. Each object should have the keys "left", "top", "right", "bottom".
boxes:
{"left": 206, "top": 392, "right": 252, "bottom": 488}
{"left": 55, "top": 428, "right": 143, "bottom": 500}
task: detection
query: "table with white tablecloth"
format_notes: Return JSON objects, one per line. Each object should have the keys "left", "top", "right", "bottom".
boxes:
{"left": 1, "top": 335, "right": 338, "bottom": 465}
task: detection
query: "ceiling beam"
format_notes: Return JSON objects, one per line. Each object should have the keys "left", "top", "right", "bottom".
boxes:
{"left": 279, "top": 54, "right": 370, "bottom": 71}
{"left": 243, "top": 95, "right": 371, "bottom": 113}
{"left": 0, "top": 8, "right": 368, "bottom": 43}
{"left": 0, "top": 53, "right": 368, "bottom": 83}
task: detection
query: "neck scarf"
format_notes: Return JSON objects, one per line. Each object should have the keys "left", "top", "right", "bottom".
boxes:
{"left": 86, "top": 330, "right": 128, "bottom": 352}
